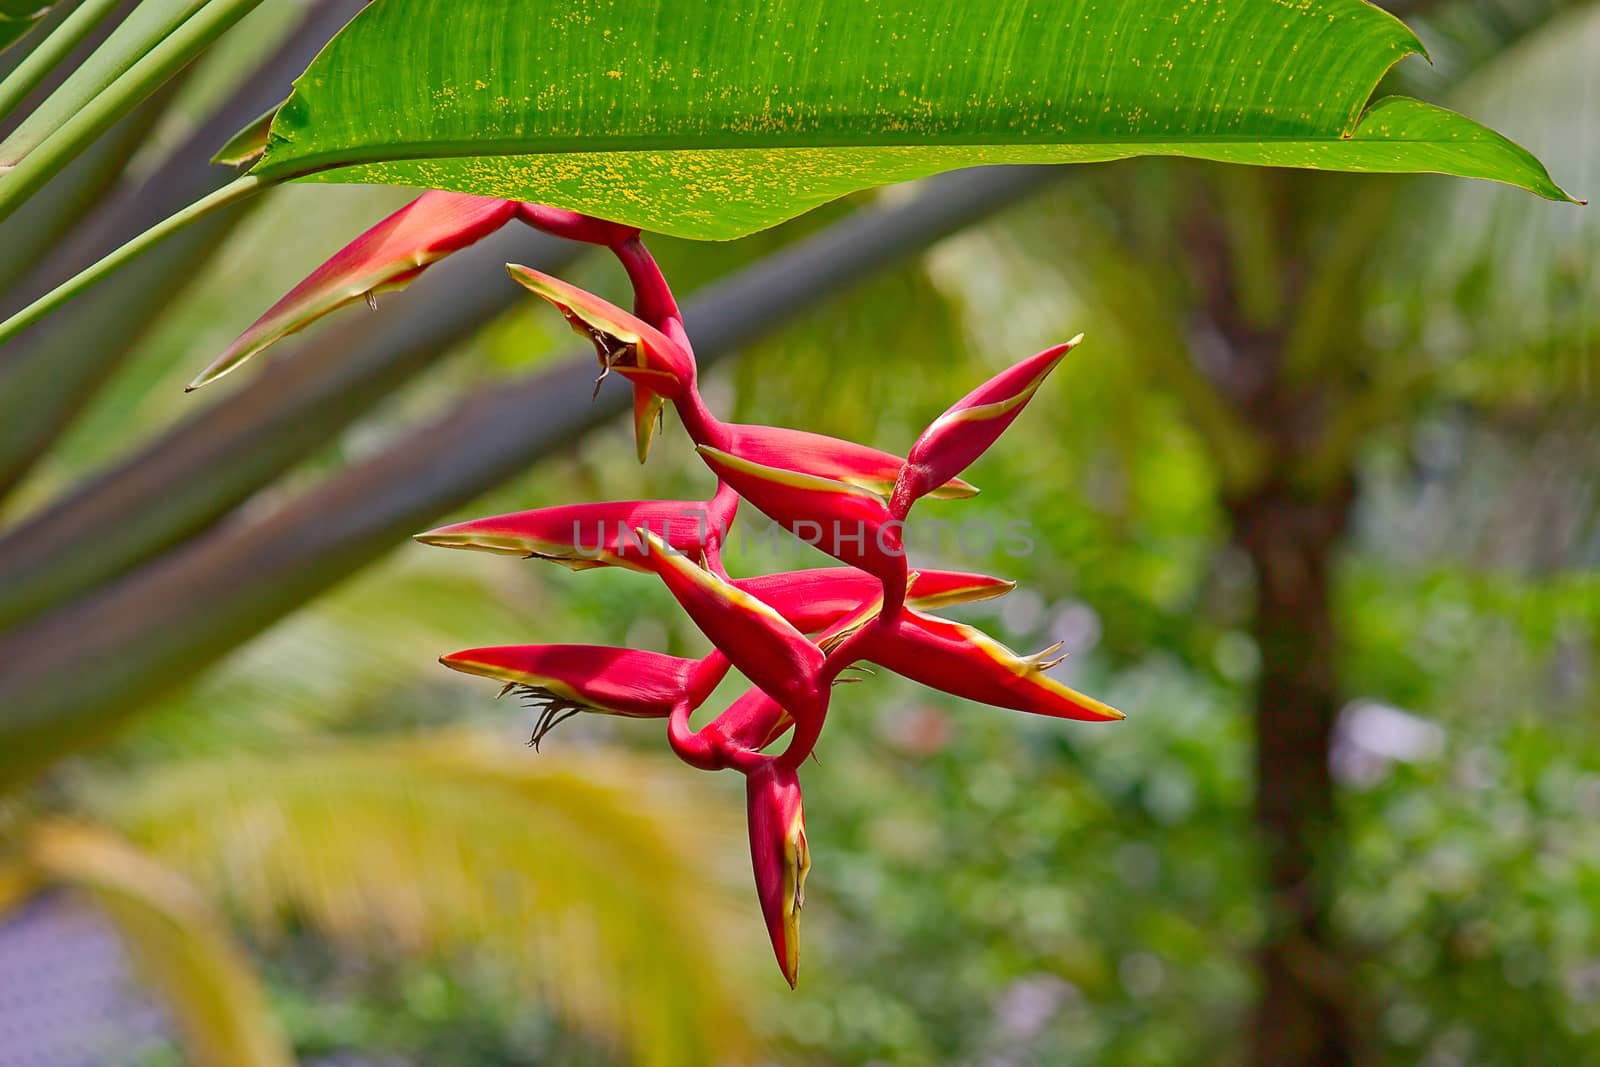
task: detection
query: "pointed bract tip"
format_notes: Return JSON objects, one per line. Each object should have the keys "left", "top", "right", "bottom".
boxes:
{"left": 412, "top": 528, "right": 471, "bottom": 550}
{"left": 634, "top": 386, "right": 666, "bottom": 463}
{"left": 895, "top": 341, "right": 1077, "bottom": 510}
{"left": 185, "top": 364, "right": 234, "bottom": 391}
{"left": 504, "top": 262, "right": 540, "bottom": 286}
{"left": 411, "top": 525, "right": 488, "bottom": 552}
{"left": 504, "top": 263, "right": 635, "bottom": 336}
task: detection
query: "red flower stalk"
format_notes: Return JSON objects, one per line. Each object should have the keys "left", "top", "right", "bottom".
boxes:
{"left": 201, "top": 196, "right": 1126, "bottom": 987}
{"left": 514, "top": 204, "right": 641, "bottom": 249}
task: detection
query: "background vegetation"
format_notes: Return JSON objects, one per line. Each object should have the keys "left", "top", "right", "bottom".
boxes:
{"left": 0, "top": 1, "right": 1594, "bottom": 1065}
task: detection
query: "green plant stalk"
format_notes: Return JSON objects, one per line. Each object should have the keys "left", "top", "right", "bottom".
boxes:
{"left": 0, "top": 172, "right": 264, "bottom": 345}
{"left": 0, "top": 0, "right": 127, "bottom": 123}
{"left": 0, "top": 206, "right": 251, "bottom": 509}
{"left": 0, "top": 0, "right": 208, "bottom": 163}
{"left": 0, "top": 83, "right": 181, "bottom": 297}
{"left": 0, "top": 0, "right": 267, "bottom": 224}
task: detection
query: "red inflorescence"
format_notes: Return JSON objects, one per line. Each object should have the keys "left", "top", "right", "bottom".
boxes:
{"left": 208, "top": 192, "right": 1125, "bottom": 987}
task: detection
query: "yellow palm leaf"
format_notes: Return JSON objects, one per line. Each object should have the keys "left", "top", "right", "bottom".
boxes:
{"left": 17, "top": 820, "right": 294, "bottom": 1067}
{"left": 86, "top": 732, "right": 757, "bottom": 1067}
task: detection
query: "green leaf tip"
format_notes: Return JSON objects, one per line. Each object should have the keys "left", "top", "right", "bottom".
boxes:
{"left": 211, "top": 103, "right": 281, "bottom": 168}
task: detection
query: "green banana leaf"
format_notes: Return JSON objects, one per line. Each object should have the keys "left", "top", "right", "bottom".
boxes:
{"left": 250, "top": 0, "right": 1577, "bottom": 240}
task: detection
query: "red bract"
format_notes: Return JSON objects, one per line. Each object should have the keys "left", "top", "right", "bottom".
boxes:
{"left": 731, "top": 566, "right": 1013, "bottom": 632}
{"left": 507, "top": 264, "right": 696, "bottom": 400}
{"left": 745, "top": 761, "right": 809, "bottom": 989}
{"left": 695, "top": 445, "right": 908, "bottom": 594}
{"left": 863, "top": 608, "right": 1124, "bottom": 723}
{"left": 892, "top": 339, "right": 1079, "bottom": 515}
{"left": 190, "top": 192, "right": 522, "bottom": 390}
{"left": 637, "top": 528, "right": 827, "bottom": 723}
{"left": 414, "top": 494, "right": 737, "bottom": 570}
{"left": 212, "top": 199, "right": 1129, "bottom": 986}
{"left": 722, "top": 423, "right": 976, "bottom": 500}
{"left": 439, "top": 643, "right": 730, "bottom": 748}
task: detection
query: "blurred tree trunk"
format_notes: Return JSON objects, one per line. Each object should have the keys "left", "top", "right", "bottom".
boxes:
{"left": 1230, "top": 474, "right": 1356, "bottom": 1066}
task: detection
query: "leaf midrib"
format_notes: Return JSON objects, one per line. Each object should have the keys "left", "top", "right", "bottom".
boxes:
{"left": 256, "top": 121, "right": 1508, "bottom": 180}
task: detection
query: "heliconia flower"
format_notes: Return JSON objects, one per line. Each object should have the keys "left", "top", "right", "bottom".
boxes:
{"left": 507, "top": 264, "right": 695, "bottom": 400}
{"left": 891, "top": 338, "right": 1081, "bottom": 515}
{"left": 439, "top": 643, "right": 731, "bottom": 748}
{"left": 636, "top": 528, "right": 825, "bottom": 718}
{"left": 866, "top": 607, "right": 1124, "bottom": 723}
{"left": 413, "top": 497, "right": 734, "bottom": 570}
{"left": 745, "top": 760, "right": 810, "bottom": 988}
{"left": 189, "top": 192, "right": 521, "bottom": 390}
{"left": 732, "top": 567, "right": 1014, "bottom": 633}
{"left": 722, "top": 423, "right": 976, "bottom": 500}
{"left": 695, "top": 445, "right": 907, "bottom": 588}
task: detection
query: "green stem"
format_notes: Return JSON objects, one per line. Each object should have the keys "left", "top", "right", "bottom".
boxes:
{"left": 0, "top": 0, "right": 209, "bottom": 165}
{"left": 0, "top": 173, "right": 266, "bottom": 347}
{"left": 0, "top": 0, "right": 266, "bottom": 224}
{"left": 0, "top": 0, "right": 127, "bottom": 123}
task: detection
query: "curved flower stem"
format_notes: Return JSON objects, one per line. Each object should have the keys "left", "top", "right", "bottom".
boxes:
{"left": 671, "top": 385, "right": 730, "bottom": 451}
{"left": 667, "top": 700, "right": 719, "bottom": 770}
{"left": 774, "top": 694, "right": 829, "bottom": 773}
{"left": 614, "top": 237, "right": 682, "bottom": 334}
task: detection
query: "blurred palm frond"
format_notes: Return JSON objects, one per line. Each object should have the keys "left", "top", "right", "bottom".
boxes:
{"left": 12, "top": 820, "right": 294, "bottom": 1067}
{"left": 79, "top": 733, "right": 756, "bottom": 1067}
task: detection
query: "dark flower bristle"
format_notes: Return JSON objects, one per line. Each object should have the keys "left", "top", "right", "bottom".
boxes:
{"left": 498, "top": 683, "right": 595, "bottom": 751}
